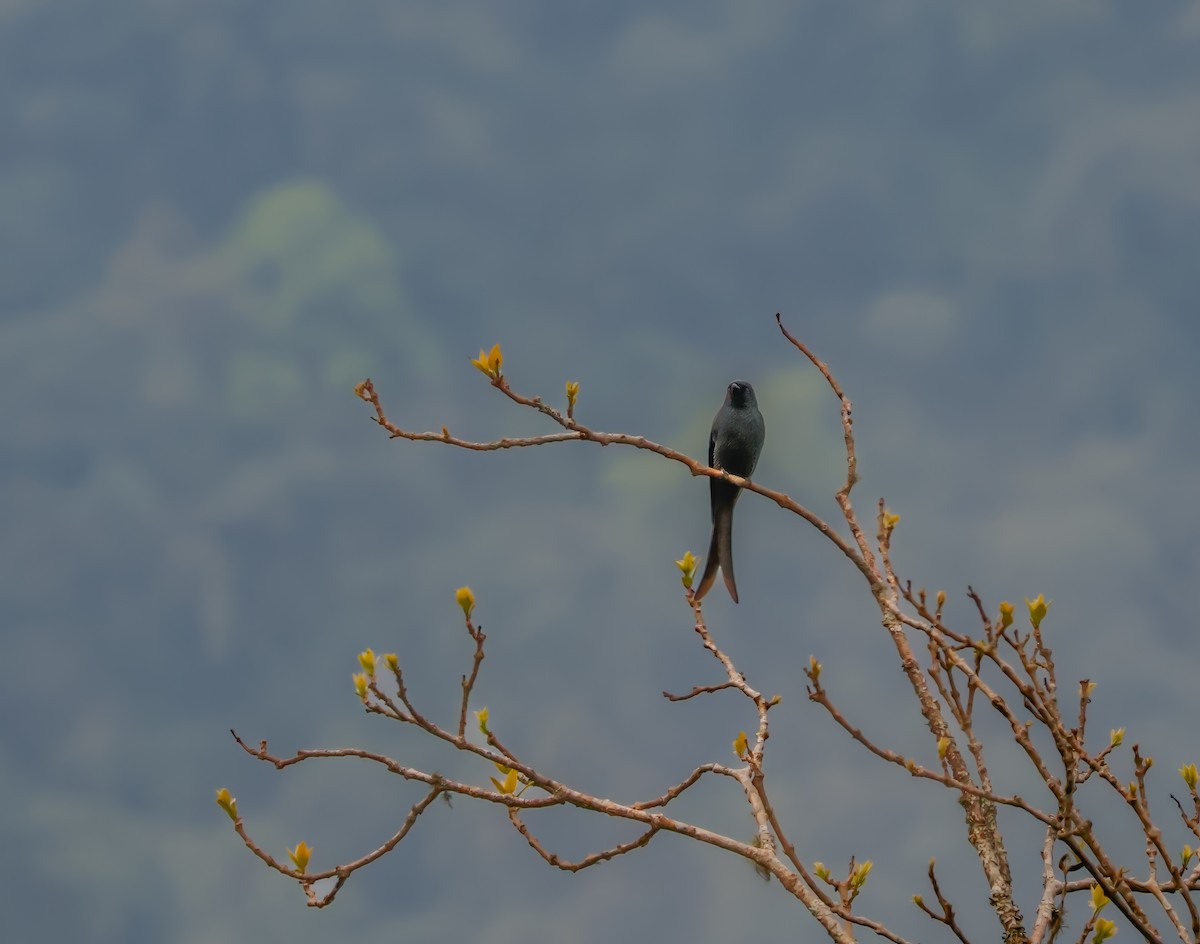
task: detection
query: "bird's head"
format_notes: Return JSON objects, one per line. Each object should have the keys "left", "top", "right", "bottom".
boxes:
{"left": 728, "top": 380, "right": 757, "bottom": 408}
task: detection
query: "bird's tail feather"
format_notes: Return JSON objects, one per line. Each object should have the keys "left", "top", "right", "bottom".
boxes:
{"left": 694, "top": 507, "right": 738, "bottom": 603}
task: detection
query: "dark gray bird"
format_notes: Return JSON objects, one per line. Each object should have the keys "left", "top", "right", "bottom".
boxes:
{"left": 694, "top": 380, "right": 765, "bottom": 603}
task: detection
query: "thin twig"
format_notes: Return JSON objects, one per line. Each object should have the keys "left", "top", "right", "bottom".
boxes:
{"left": 508, "top": 809, "right": 662, "bottom": 872}
{"left": 774, "top": 314, "right": 878, "bottom": 581}
{"left": 663, "top": 681, "right": 737, "bottom": 701}
{"left": 457, "top": 616, "right": 487, "bottom": 739}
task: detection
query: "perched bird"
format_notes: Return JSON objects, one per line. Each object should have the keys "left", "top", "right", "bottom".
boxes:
{"left": 694, "top": 380, "right": 766, "bottom": 603}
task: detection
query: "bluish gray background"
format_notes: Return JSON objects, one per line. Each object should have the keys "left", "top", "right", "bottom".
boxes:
{"left": 3, "top": 2, "right": 1198, "bottom": 942}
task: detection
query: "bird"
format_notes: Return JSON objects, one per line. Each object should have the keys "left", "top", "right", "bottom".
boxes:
{"left": 694, "top": 380, "right": 765, "bottom": 603}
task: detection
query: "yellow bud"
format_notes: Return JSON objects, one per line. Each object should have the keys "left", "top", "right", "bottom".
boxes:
{"left": 937, "top": 736, "right": 951, "bottom": 759}
{"left": 1092, "top": 917, "right": 1116, "bottom": 943}
{"left": 1180, "top": 763, "right": 1199, "bottom": 790}
{"left": 1081, "top": 680, "right": 1097, "bottom": 698}
{"left": 441, "top": 426, "right": 450, "bottom": 440}
{"left": 490, "top": 766, "right": 519, "bottom": 795}
{"left": 475, "top": 706, "right": 490, "bottom": 735}
{"left": 851, "top": 860, "right": 873, "bottom": 889}
{"left": 353, "top": 672, "right": 368, "bottom": 699}
{"left": 455, "top": 586, "right": 476, "bottom": 619}
{"left": 287, "top": 841, "right": 312, "bottom": 874}
{"left": 1110, "top": 728, "right": 1124, "bottom": 747}
{"left": 998, "top": 601, "right": 1014, "bottom": 627}
{"left": 1090, "top": 883, "right": 1110, "bottom": 912}
{"left": 1143, "top": 756, "right": 1153, "bottom": 770}
{"left": 732, "top": 731, "right": 749, "bottom": 758}
{"left": 470, "top": 343, "right": 504, "bottom": 379}
{"left": 358, "top": 647, "right": 376, "bottom": 677}
{"left": 215, "top": 787, "right": 238, "bottom": 821}
{"left": 912, "top": 895, "right": 924, "bottom": 906}
{"left": 566, "top": 381, "right": 580, "bottom": 411}
{"left": 1025, "top": 594, "right": 1050, "bottom": 629}
{"left": 1182, "top": 844, "right": 1194, "bottom": 866}
{"left": 1127, "top": 781, "right": 1137, "bottom": 799}
{"left": 675, "top": 550, "right": 697, "bottom": 589}
{"left": 814, "top": 861, "right": 830, "bottom": 881}
{"left": 353, "top": 380, "right": 369, "bottom": 400}
{"left": 883, "top": 510, "right": 900, "bottom": 530}
{"left": 808, "top": 655, "right": 822, "bottom": 681}
{"left": 384, "top": 652, "right": 399, "bottom": 671}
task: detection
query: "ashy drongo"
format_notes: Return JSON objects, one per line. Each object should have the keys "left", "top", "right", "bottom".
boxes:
{"left": 694, "top": 380, "right": 765, "bottom": 604}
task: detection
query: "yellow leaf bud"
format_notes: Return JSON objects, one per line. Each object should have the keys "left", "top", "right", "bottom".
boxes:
{"left": 935, "top": 590, "right": 946, "bottom": 608}
{"left": 475, "top": 706, "right": 490, "bottom": 735}
{"left": 1090, "top": 883, "right": 1110, "bottom": 912}
{"left": 1180, "top": 763, "right": 1199, "bottom": 790}
{"left": 1109, "top": 728, "right": 1124, "bottom": 747}
{"left": 353, "top": 672, "right": 368, "bottom": 699}
{"left": 490, "top": 766, "right": 519, "bottom": 795}
{"left": 937, "top": 736, "right": 951, "bottom": 759}
{"left": 1182, "top": 844, "right": 1194, "bottom": 866}
{"left": 1025, "top": 594, "right": 1050, "bottom": 629}
{"left": 353, "top": 380, "right": 369, "bottom": 400}
{"left": 808, "top": 655, "right": 822, "bottom": 681}
{"left": 358, "top": 648, "right": 376, "bottom": 678}
{"left": 455, "top": 586, "right": 476, "bottom": 619}
{"left": 215, "top": 787, "right": 238, "bottom": 821}
{"left": 384, "top": 652, "right": 399, "bottom": 671}
{"left": 675, "top": 550, "right": 697, "bottom": 589}
{"left": 1092, "top": 917, "right": 1116, "bottom": 943}
{"left": 851, "top": 860, "right": 873, "bottom": 889}
{"left": 287, "top": 841, "right": 311, "bottom": 874}
{"left": 813, "top": 861, "right": 830, "bottom": 881}
{"left": 998, "top": 601, "right": 1014, "bottom": 627}
{"left": 566, "top": 381, "right": 580, "bottom": 411}
{"left": 732, "top": 731, "right": 749, "bottom": 758}
{"left": 470, "top": 343, "right": 504, "bottom": 380}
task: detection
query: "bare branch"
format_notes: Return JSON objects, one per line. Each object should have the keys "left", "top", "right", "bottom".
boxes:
{"left": 630, "top": 764, "right": 733, "bottom": 811}
{"left": 457, "top": 616, "right": 487, "bottom": 739}
{"left": 912, "top": 859, "right": 974, "bottom": 944}
{"left": 775, "top": 313, "right": 879, "bottom": 580}
{"left": 663, "top": 681, "right": 738, "bottom": 701}
{"left": 508, "top": 808, "right": 662, "bottom": 872}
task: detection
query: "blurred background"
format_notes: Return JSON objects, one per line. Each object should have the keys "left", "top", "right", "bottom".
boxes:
{"left": 3, "top": 2, "right": 1198, "bottom": 942}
